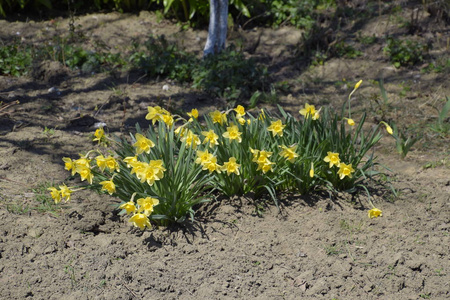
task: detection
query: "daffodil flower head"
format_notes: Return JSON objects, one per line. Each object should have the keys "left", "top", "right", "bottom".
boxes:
{"left": 129, "top": 213, "right": 152, "bottom": 230}
{"left": 202, "top": 130, "right": 219, "bottom": 147}
{"left": 62, "top": 157, "right": 76, "bottom": 175}
{"left": 309, "top": 162, "right": 314, "bottom": 178}
{"left": 238, "top": 117, "right": 246, "bottom": 125}
{"left": 123, "top": 156, "right": 138, "bottom": 168}
{"left": 222, "top": 157, "right": 240, "bottom": 176}
{"left": 337, "top": 162, "right": 355, "bottom": 180}
{"left": 234, "top": 105, "right": 246, "bottom": 118}
{"left": 368, "top": 208, "right": 382, "bottom": 218}
{"left": 137, "top": 197, "right": 159, "bottom": 216}
{"left": 187, "top": 108, "right": 199, "bottom": 122}
{"left": 222, "top": 124, "right": 242, "bottom": 143}
{"left": 100, "top": 180, "right": 116, "bottom": 195}
{"left": 133, "top": 133, "right": 155, "bottom": 154}
{"left": 210, "top": 110, "right": 227, "bottom": 125}
{"left": 145, "top": 106, "right": 165, "bottom": 124}
{"left": 344, "top": 118, "right": 355, "bottom": 126}
{"left": 380, "top": 121, "right": 393, "bottom": 135}
{"left": 323, "top": 152, "right": 340, "bottom": 168}
{"left": 195, "top": 149, "right": 214, "bottom": 166}
{"left": 59, "top": 184, "right": 73, "bottom": 202}
{"left": 299, "top": 103, "right": 320, "bottom": 120}
{"left": 279, "top": 145, "right": 299, "bottom": 163}
{"left": 181, "top": 130, "right": 201, "bottom": 149}
{"left": 256, "top": 160, "right": 275, "bottom": 174}
{"left": 120, "top": 201, "right": 137, "bottom": 215}
{"left": 48, "top": 187, "right": 62, "bottom": 204}
{"left": 93, "top": 127, "right": 105, "bottom": 143}
{"left": 77, "top": 165, "right": 94, "bottom": 184}
{"left": 203, "top": 156, "right": 221, "bottom": 173}
{"left": 267, "top": 119, "right": 286, "bottom": 137}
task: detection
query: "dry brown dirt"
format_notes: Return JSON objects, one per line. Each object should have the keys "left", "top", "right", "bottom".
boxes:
{"left": 0, "top": 9, "right": 449, "bottom": 300}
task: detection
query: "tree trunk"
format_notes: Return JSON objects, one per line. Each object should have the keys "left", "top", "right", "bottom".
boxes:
{"left": 204, "top": 0, "right": 229, "bottom": 56}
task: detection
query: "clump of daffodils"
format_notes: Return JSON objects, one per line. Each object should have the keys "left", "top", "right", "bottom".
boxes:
{"left": 50, "top": 81, "right": 395, "bottom": 228}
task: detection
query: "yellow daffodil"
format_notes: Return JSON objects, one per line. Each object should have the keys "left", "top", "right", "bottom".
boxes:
{"left": 97, "top": 155, "right": 119, "bottom": 173}
{"left": 222, "top": 157, "right": 240, "bottom": 176}
{"left": 368, "top": 208, "right": 382, "bottom": 218}
{"left": 48, "top": 187, "right": 61, "bottom": 204}
{"left": 96, "top": 154, "right": 107, "bottom": 172}
{"left": 256, "top": 160, "right": 275, "bottom": 174}
{"left": 123, "top": 156, "right": 138, "bottom": 168}
{"left": 181, "top": 130, "right": 201, "bottom": 149}
{"left": 133, "top": 133, "right": 155, "bottom": 154}
{"left": 299, "top": 103, "right": 320, "bottom": 120}
{"left": 202, "top": 130, "right": 219, "bottom": 147}
{"left": 77, "top": 166, "right": 94, "bottom": 184}
{"left": 210, "top": 110, "right": 227, "bottom": 125}
{"left": 267, "top": 120, "right": 286, "bottom": 137}
{"left": 344, "top": 118, "right": 355, "bottom": 126}
{"left": 129, "top": 213, "right": 151, "bottom": 230}
{"left": 195, "top": 149, "right": 214, "bottom": 166}
{"left": 161, "top": 113, "right": 174, "bottom": 127}
{"left": 234, "top": 105, "right": 246, "bottom": 118}
{"left": 137, "top": 197, "right": 159, "bottom": 216}
{"left": 93, "top": 127, "right": 105, "bottom": 143}
{"left": 120, "top": 201, "right": 136, "bottom": 215}
{"left": 59, "top": 184, "right": 73, "bottom": 202}
{"left": 380, "top": 121, "right": 393, "bottom": 135}
{"left": 348, "top": 79, "right": 363, "bottom": 98}
{"left": 74, "top": 156, "right": 91, "bottom": 170}
{"left": 105, "top": 157, "right": 120, "bottom": 173}
{"left": 100, "top": 180, "right": 116, "bottom": 195}
{"left": 238, "top": 117, "right": 246, "bottom": 125}
{"left": 203, "top": 156, "right": 221, "bottom": 173}
{"left": 145, "top": 106, "right": 165, "bottom": 124}
{"left": 279, "top": 145, "right": 299, "bottom": 163}
{"left": 309, "top": 162, "right": 314, "bottom": 178}
{"left": 187, "top": 108, "right": 199, "bottom": 122}
{"left": 62, "top": 157, "right": 76, "bottom": 175}
{"left": 222, "top": 124, "right": 242, "bottom": 143}
{"left": 324, "top": 152, "right": 340, "bottom": 168}
{"left": 175, "top": 126, "right": 187, "bottom": 137}
{"left": 337, "top": 162, "right": 355, "bottom": 180}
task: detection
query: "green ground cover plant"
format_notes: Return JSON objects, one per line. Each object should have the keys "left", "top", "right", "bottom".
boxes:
{"left": 48, "top": 81, "right": 391, "bottom": 230}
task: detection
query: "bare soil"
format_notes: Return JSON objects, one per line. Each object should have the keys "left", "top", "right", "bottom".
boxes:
{"left": 0, "top": 8, "right": 449, "bottom": 300}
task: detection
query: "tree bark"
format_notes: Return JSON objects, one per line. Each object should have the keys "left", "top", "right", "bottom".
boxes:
{"left": 204, "top": 0, "right": 229, "bottom": 56}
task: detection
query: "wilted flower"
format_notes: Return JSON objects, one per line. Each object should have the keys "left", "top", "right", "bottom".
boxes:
{"left": 368, "top": 208, "right": 382, "bottom": 218}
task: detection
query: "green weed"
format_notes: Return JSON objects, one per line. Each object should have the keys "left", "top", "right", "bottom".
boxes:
{"left": 428, "top": 97, "right": 450, "bottom": 137}
{"left": 383, "top": 37, "right": 426, "bottom": 68}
